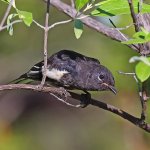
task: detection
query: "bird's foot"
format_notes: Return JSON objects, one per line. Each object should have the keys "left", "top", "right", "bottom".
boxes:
{"left": 36, "top": 84, "right": 45, "bottom": 90}
{"left": 80, "top": 91, "right": 91, "bottom": 108}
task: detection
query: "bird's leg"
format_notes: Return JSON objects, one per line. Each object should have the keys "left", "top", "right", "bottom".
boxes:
{"left": 80, "top": 90, "right": 91, "bottom": 108}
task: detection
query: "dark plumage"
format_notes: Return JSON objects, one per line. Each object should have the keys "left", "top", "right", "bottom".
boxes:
{"left": 14, "top": 50, "right": 116, "bottom": 94}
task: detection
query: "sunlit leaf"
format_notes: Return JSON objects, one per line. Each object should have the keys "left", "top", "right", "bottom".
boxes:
{"left": 17, "top": 10, "right": 33, "bottom": 26}
{"left": 121, "top": 38, "right": 149, "bottom": 44}
{"left": 91, "top": 0, "right": 150, "bottom": 16}
{"left": 129, "top": 56, "right": 150, "bottom": 66}
{"left": 74, "top": 19, "right": 83, "bottom": 39}
{"left": 143, "top": 78, "right": 150, "bottom": 102}
{"left": 122, "top": 28, "right": 150, "bottom": 44}
{"left": 75, "top": 0, "right": 89, "bottom": 10}
{"left": 135, "top": 58, "right": 150, "bottom": 82}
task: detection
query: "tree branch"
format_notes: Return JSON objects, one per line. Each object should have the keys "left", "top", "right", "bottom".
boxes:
{"left": 44, "top": 0, "right": 139, "bottom": 53}
{"left": 0, "top": 0, "right": 14, "bottom": 29}
{"left": 0, "top": 83, "right": 150, "bottom": 133}
{"left": 40, "top": 0, "right": 50, "bottom": 86}
{"left": 0, "top": 20, "right": 22, "bottom": 31}
{"left": 48, "top": 19, "right": 72, "bottom": 30}
{"left": 128, "top": 0, "right": 140, "bottom": 32}
{"left": 69, "top": 91, "right": 150, "bottom": 133}
{"left": 33, "top": 20, "right": 45, "bottom": 29}
{"left": 0, "top": 84, "right": 70, "bottom": 96}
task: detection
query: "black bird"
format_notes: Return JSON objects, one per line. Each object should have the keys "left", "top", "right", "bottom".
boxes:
{"left": 13, "top": 50, "right": 116, "bottom": 94}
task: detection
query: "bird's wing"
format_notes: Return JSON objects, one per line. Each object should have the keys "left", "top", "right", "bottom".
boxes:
{"left": 48, "top": 49, "right": 100, "bottom": 71}
{"left": 26, "top": 61, "right": 43, "bottom": 79}
{"left": 54, "top": 50, "right": 100, "bottom": 65}
{"left": 24, "top": 50, "right": 100, "bottom": 82}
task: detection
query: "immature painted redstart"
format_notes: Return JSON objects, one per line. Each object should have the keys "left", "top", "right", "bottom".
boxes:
{"left": 12, "top": 50, "right": 116, "bottom": 94}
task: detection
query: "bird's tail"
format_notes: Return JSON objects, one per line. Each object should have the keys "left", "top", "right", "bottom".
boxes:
{"left": 9, "top": 61, "right": 43, "bottom": 84}
{"left": 9, "top": 73, "right": 34, "bottom": 84}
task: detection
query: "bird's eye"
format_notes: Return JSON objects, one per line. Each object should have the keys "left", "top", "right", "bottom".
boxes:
{"left": 98, "top": 74, "right": 104, "bottom": 80}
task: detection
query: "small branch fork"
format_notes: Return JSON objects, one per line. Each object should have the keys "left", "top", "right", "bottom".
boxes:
{"left": 126, "top": 0, "right": 148, "bottom": 120}
{"left": 0, "top": 0, "right": 14, "bottom": 30}
{"left": 40, "top": 0, "right": 50, "bottom": 87}
{"left": 128, "top": 0, "right": 140, "bottom": 32}
{"left": 39, "top": 1, "right": 72, "bottom": 87}
{"left": 0, "top": 83, "right": 150, "bottom": 132}
{"left": 127, "top": 0, "right": 149, "bottom": 54}
{"left": 119, "top": 71, "right": 148, "bottom": 126}
{"left": 45, "top": 0, "right": 140, "bottom": 53}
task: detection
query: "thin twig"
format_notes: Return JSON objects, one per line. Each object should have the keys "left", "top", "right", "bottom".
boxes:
{"left": 134, "top": 76, "right": 147, "bottom": 121}
{"left": 50, "top": 93, "right": 80, "bottom": 107}
{"left": 109, "top": 19, "right": 140, "bottom": 51}
{"left": 118, "top": 71, "right": 135, "bottom": 75}
{"left": 0, "top": 0, "right": 14, "bottom": 29}
{"left": 119, "top": 71, "right": 147, "bottom": 122}
{"left": 109, "top": 19, "right": 134, "bottom": 31}
{"left": 33, "top": 20, "right": 45, "bottom": 29}
{"left": 40, "top": 0, "right": 50, "bottom": 86}
{"left": 138, "top": 0, "right": 143, "bottom": 13}
{"left": 128, "top": 0, "right": 146, "bottom": 53}
{"left": 127, "top": 0, "right": 147, "bottom": 117}
{"left": 44, "top": 0, "right": 140, "bottom": 53}
{"left": 0, "top": 20, "right": 22, "bottom": 31}
{"left": 109, "top": 19, "right": 128, "bottom": 41}
{"left": 70, "top": 0, "right": 75, "bottom": 8}
{"left": 128, "top": 0, "right": 140, "bottom": 32}
{"left": 48, "top": 19, "right": 72, "bottom": 30}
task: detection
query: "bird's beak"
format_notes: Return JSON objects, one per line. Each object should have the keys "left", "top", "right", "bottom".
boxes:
{"left": 108, "top": 85, "right": 117, "bottom": 94}
{"left": 102, "top": 83, "right": 117, "bottom": 94}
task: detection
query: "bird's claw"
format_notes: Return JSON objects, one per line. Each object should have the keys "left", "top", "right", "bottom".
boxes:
{"left": 80, "top": 92, "right": 91, "bottom": 108}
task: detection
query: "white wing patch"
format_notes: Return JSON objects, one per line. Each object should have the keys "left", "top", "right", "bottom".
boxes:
{"left": 42, "top": 67, "right": 69, "bottom": 81}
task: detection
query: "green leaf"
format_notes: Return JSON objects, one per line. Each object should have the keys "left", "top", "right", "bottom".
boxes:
{"left": 17, "top": 10, "right": 33, "bottom": 26}
{"left": 141, "top": 27, "right": 150, "bottom": 35}
{"left": 91, "top": 0, "right": 150, "bottom": 16}
{"left": 121, "top": 38, "right": 149, "bottom": 44}
{"left": 74, "top": 19, "right": 83, "bottom": 39}
{"left": 129, "top": 56, "right": 150, "bottom": 66}
{"left": 143, "top": 77, "right": 150, "bottom": 100}
{"left": 75, "top": 0, "right": 89, "bottom": 10}
{"left": 135, "top": 58, "right": 150, "bottom": 82}
{"left": 122, "top": 28, "right": 150, "bottom": 44}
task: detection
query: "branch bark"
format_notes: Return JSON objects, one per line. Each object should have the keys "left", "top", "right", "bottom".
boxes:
{"left": 44, "top": 0, "right": 139, "bottom": 52}
{"left": 0, "top": 83, "right": 150, "bottom": 133}
{"left": 0, "top": 84, "right": 70, "bottom": 96}
{"left": 0, "top": 0, "right": 14, "bottom": 29}
{"left": 69, "top": 91, "right": 150, "bottom": 133}
{"left": 128, "top": 0, "right": 140, "bottom": 32}
{"left": 40, "top": 0, "right": 50, "bottom": 86}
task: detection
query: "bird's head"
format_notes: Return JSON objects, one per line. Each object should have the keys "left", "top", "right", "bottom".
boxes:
{"left": 86, "top": 65, "right": 117, "bottom": 94}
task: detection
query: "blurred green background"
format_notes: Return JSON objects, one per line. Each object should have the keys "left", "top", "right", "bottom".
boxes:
{"left": 0, "top": 0, "right": 150, "bottom": 150}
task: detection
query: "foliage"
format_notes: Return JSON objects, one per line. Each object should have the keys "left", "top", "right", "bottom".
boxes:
{"left": 122, "top": 27, "right": 150, "bottom": 44}
{"left": 74, "top": 19, "right": 83, "bottom": 39}
{"left": 75, "top": 0, "right": 89, "bottom": 10}
{"left": 91, "top": 0, "right": 150, "bottom": 16}
{"left": 74, "top": 0, "right": 150, "bottom": 39}
{"left": 130, "top": 56, "right": 150, "bottom": 82}
{"left": 1, "top": 0, "right": 33, "bottom": 35}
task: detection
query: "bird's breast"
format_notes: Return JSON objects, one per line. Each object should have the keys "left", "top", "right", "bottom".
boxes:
{"left": 43, "top": 68, "right": 69, "bottom": 81}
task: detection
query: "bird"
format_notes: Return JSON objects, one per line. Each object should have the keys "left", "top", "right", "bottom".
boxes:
{"left": 12, "top": 50, "right": 116, "bottom": 94}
